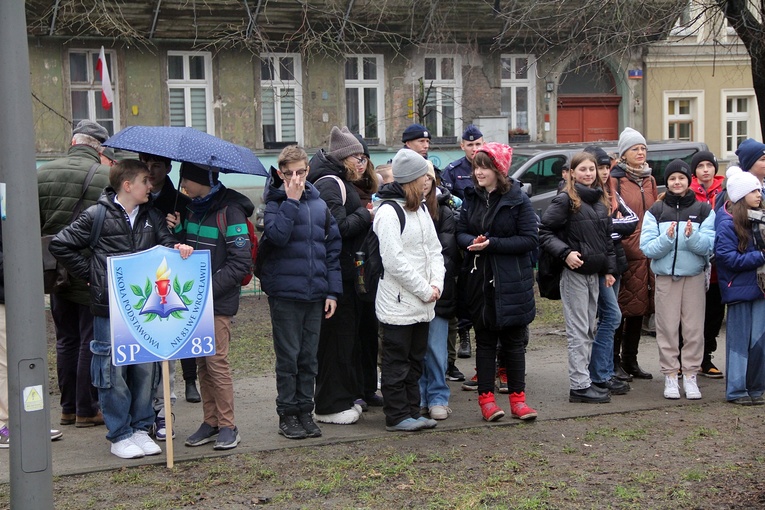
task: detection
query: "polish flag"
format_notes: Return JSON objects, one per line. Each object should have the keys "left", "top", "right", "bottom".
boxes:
{"left": 96, "top": 46, "right": 114, "bottom": 110}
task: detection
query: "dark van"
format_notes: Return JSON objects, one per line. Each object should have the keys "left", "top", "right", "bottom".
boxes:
{"left": 509, "top": 141, "right": 709, "bottom": 215}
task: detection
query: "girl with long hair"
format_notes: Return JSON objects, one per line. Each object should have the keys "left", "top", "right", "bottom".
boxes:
{"left": 540, "top": 152, "right": 617, "bottom": 404}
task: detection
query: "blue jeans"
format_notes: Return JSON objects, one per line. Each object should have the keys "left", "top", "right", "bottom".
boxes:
{"left": 268, "top": 297, "right": 323, "bottom": 416}
{"left": 91, "top": 316, "right": 156, "bottom": 443}
{"left": 419, "top": 316, "right": 450, "bottom": 407}
{"left": 590, "top": 276, "right": 622, "bottom": 383}
{"left": 725, "top": 300, "right": 765, "bottom": 401}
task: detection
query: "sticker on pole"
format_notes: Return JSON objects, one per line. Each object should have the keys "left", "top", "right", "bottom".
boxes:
{"left": 23, "top": 385, "right": 44, "bottom": 412}
{"left": 107, "top": 245, "right": 215, "bottom": 366}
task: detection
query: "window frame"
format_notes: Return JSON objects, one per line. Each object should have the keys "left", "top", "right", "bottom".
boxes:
{"left": 260, "top": 53, "right": 304, "bottom": 146}
{"left": 721, "top": 89, "right": 760, "bottom": 160}
{"left": 500, "top": 54, "right": 537, "bottom": 135}
{"left": 67, "top": 48, "right": 120, "bottom": 136}
{"left": 421, "top": 54, "right": 463, "bottom": 138}
{"left": 662, "top": 90, "right": 704, "bottom": 142}
{"left": 344, "top": 54, "right": 386, "bottom": 144}
{"left": 166, "top": 50, "right": 214, "bottom": 134}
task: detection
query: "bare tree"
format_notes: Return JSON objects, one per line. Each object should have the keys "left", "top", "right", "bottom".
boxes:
{"left": 718, "top": 0, "right": 765, "bottom": 139}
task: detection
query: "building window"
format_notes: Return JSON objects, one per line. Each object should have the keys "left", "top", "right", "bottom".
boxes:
{"left": 167, "top": 51, "right": 214, "bottom": 134}
{"left": 421, "top": 55, "right": 462, "bottom": 138}
{"left": 723, "top": 91, "right": 758, "bottom": 157}
{"left": 69, "top": 49, "right": 119, "bottom": 136}
{"left": 345, "top": 55, "right": 385, "bottom": 143}
{"left": 261, "top": 53, "right": 303, "bottom": 147}
{"left": 663, "top": 91, "right": 703, "bottom": 142}
{"left": 668, "top": 98, "right": 694, "bottom": 140}
{"left": 500, "top": 55, "right": 537, "bottom": 133}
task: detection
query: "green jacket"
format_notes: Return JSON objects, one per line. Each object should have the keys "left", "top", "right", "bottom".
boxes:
{"left": 38, "top": 145, "right": 111, "bottom": 305}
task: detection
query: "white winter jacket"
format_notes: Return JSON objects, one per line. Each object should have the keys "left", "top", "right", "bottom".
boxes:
{"left": 373, "top": 199, "right": 445, "bottom": 325}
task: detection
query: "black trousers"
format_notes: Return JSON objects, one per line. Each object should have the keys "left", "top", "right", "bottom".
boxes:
{"left": 357, "top": 299, "right": 379, "bottom": 400}
{"left": 475, "top": 324, "right": 528, "bottom": 395}
{"left": 380, "top": 321, "right": 429, "bottom": 426}
{"left": 315, "top": 280, "right": 360, "bottom": 415}
{"left": 51, "top": 294, "right": 99, "bottom": 417}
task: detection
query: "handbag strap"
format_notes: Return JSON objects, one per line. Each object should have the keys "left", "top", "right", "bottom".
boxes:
{"left": 70, "top": 162, "right": 101, "bottom": 223}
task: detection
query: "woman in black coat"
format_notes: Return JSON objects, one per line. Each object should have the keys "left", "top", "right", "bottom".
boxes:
{"left": 456, "top": 142, "right": 539, "bottom": 422}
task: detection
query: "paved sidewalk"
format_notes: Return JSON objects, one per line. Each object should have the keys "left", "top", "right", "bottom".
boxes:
{"left": 0, "top": 334, "right": 727, "bottom": 482}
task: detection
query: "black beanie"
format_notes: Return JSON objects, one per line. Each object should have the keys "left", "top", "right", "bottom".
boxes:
{"left": 180, "top": 161, "right": 219, "bottom": 187}
{"left": 690, "top": 150, "right": 719, "bottom": 177}
{"left": 664, "top": 159, "right": 692, "bottom": 183}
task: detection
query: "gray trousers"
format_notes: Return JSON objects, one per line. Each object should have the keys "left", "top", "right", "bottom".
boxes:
{"left": 561, "top": 269, "right": 599, "bottom": 390}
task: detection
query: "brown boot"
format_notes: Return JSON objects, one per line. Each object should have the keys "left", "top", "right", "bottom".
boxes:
{"left": 478, "top": 392, "right": 505, "bottom": 422}
{"left": 60, "top": 413, "right": 76, "bottom": 426}
{"left": 509, "top": 392, "right": 538, "bottom": 420}
{"left": 75, "top": 410, "right": 104, "bottom": 428}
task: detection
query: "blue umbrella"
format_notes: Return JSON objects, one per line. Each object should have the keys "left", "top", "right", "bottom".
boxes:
{"left": 103, "top": 125, "right": 268, "bottom": 176}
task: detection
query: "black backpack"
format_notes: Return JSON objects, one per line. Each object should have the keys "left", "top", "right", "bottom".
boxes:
{"left": 356, "top": 201, "right": 406, "bottom": 302}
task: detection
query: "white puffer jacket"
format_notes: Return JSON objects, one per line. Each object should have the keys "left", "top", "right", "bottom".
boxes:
{"left": 373, "top": 200, "right": 445, "bottom": 325}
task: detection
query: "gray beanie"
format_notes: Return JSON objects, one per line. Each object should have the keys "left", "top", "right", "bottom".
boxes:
{"left": 72, "top": 120, "right": 110, "bottom": 143}
{"left": 328, "top": 126, "right": 364, "bottom": 161}
{"left": 618, "top": 127, "right": 647, "bottom": 157}
{"left": 392, "top": 149, "right": 429, "bottom": 184}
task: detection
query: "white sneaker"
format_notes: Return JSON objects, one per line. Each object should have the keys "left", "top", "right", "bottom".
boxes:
{"left": 428, "top": 405, "right": 452, "bottom": 420}
{"left": 110, "top": 437, "right": 145, "bottom": 459}
{"left": 683, "top": 374, "right": 702, "bottom": 400}
{"left": 314, "top": 408, "right": 360, "bottom": 425}
{"left": 664, "top": 374, "right": 680, "bottom": 399}
{"left": 131, "top": 430, "right": 162, "bottom": 456}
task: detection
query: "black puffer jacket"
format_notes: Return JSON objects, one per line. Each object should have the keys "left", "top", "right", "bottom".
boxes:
{"left": 49, "top": 188, "right": 179, "bottom": 317}
{"left": 307, "top": 149, "right": 371, "bottom": 281}
{"left": 433, "top": 186, "right": 458, "bottom": 318}
{"left": 456, "top": 179, "right": 538, "bottom": 329}
{"left": 540, "top": 184, "right": 617, "bottom": 276}
{"left": 610, "top": 192, "right": 639, "bottom": 276}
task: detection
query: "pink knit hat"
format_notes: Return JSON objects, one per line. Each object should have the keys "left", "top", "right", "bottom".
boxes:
{"left": 476, "top": 142, "right": 513, "bottom": 176}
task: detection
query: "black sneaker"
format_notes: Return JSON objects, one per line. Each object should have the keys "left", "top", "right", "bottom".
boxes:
{"left": 278, "top": 415, "right": 308, "bottom": 439}
{"left": 213, "top": 426, "right": 240, "bottom": 450}
{"left": 446, "top": 363, "right": 465, "bottom": 382}
{"left": 185, "top": 422, "right": 219, "bottom": 447}
{"left": 298, "top": 413, "right": 323, "bottom": 438}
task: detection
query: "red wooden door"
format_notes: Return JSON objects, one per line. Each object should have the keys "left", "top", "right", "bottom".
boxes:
{"left": 557, "top": 95, "right": 621, "bottom": 143}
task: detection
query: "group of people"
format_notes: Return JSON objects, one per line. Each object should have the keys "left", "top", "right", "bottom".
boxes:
{"left": 30, "top": 120, "right": 254, "bottom": 459}
{"left": 3, "top": 118, "right": 762, "bottom": 457}
{"left": 262, "top": 122, "right": 539, "bottom": 437}
{"left": 540, "top": 127, "right": 765, "bottom": 407}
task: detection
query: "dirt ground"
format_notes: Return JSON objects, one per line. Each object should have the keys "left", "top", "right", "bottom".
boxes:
{"left": 8, "top": 296, "right": 765, "bottom": 509}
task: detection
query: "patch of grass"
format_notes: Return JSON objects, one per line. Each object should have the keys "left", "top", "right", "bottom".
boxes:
{"left": 684, "top": 426, "right": 719, "bottom": 445}
{"left": 682, "top": 469, "right": 706, "bottom": 482}
{"left": 534, "top": 289, "right": 565, "bottom": 327}
{"left": 229, "top": 295, "right": 275, "bottom": 377}
{"left": 614, "top": 484, "right": 642, "bottom": 502}
{"left": 562, "top": 445, "right": 577, "bottom": 454}
{"left": 632, "top": 470, "right": 658, "bottom": 484}
{"left": 584, "top": 426, "right": 647, "bottom": 442}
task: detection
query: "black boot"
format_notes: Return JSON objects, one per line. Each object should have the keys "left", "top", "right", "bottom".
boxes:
{"left": 621, "top": 316, "right": 652, "bottom": 379}
{"left": 457, "top": 328, "right": 471, "bottom": 358}
{"left": 613, "top": 363, "right": 633, "bottom": 382}
{"left": 593, "top": 378, "right": 631, "bottom": 395}
{"left": 185, "top": 379, "right": 201, "bottom": 403}
{"left": 569, "top": 386, "right": 611, "bottom": 404}
{"left": 622, "top": 361, "right": 653, "bottom": 379}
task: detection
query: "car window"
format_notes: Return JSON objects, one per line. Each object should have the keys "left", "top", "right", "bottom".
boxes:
{"left": 520, "top": 156, "right": 567, "bottom": 197}
{"left": 508, "top": 153, "right": 532, "bottom": 175}
{"left": 647, "top": 148, "right": 701, "bottom": 186}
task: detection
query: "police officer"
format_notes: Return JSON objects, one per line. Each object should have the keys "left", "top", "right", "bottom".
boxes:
{"left": 441, "top": 125, "right": 484, "bottom": 200}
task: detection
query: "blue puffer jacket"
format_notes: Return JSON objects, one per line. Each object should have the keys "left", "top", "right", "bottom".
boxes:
{"left": 714, "top": 204, "right": 765, "bottom": 304}
{"left": 260, "top": 178, "right": 343, "bottom": 301}
{"left": 456, "top": 179, "right": 538, "bottom": 329}
{"left": 639, "top": 191, "right": 714, "bottom": 277}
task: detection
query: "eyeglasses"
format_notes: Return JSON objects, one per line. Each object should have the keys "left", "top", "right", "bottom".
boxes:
{"left": 279, "top": 169, "right": 307, "bottom": 178}
{"left": 353, "top": 156, "right": 368, "bottom": 165}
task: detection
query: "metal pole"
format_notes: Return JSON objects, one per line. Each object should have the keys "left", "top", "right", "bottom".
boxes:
{"left": 0, "top": 1, "right": 55, "bottom": 508}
